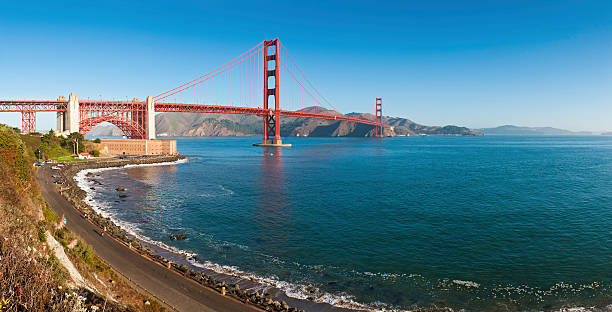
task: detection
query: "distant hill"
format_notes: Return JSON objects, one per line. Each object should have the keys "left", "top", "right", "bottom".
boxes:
{"left": 87, "top": 124, "right": 125, "bottom": 137}
{"left": 475, "top": 125, "right": 593, "bottom": 136}
{"left": 88, "top": 106, "right": 482, "bottom": 137}
{"left": 155, "top": 106, "right": 482, "bottom": 137}
{"left": 602, "top": 132, "right": 612, "bottom": 136}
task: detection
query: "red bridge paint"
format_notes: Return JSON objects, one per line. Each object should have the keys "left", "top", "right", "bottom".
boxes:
{"left": 0, "top": 38, "right": 389, "bottom": 139}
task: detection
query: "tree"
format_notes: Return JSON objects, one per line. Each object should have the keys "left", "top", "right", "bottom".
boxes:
{"left": 35, "top": 142, "right": 49, "bottom": 160}
{"left": 41, "top": 130, "right": 58, "bottom": 145}
{"left": 66, "top": 132, "right": 84, "bottom": 155}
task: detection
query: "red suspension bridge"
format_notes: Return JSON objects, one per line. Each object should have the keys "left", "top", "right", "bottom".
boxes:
{"left": 0, "top": 38, "right": 388, "bottom": 145}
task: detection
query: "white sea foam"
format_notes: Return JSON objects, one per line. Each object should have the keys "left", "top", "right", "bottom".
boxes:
{"left": 198, "top": 185, "right": 235, "bottom": 198}
{"left": 74, "top": 157, "right": 197, "bottom": 258}
{"left": 452, "top": 279, "right": 480, "bottom": 288}
{"left": 184, "top": 257, "right": 395, "bottom": 311}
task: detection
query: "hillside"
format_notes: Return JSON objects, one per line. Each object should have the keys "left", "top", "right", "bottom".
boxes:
{"left": 475, "top": 125, "right": 593, "bottom": 136}
{"left": 0, "top": 124, "right": 163, "bottom": 311}
{"left": 89, "top": 106, "right": 481, "bottom": 137}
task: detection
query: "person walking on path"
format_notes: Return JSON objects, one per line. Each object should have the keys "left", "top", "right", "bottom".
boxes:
{"left": 101, "top": 226, "right": 106, "bottom": 237}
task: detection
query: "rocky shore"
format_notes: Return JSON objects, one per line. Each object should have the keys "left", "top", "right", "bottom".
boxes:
{"left": 59, "top": 155, "right": 306, "bottom": 312}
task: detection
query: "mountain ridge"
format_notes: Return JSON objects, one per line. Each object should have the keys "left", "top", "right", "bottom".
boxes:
{"left": 474, "top": 125, "right": 594, "bottom": 136}
{"left": 88, "top": 106, "right": 482, "bottom": 137}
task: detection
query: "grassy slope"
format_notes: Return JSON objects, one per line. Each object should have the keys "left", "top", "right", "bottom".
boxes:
{"left": 0, "top": 124, "right": 164, "bottom": 311}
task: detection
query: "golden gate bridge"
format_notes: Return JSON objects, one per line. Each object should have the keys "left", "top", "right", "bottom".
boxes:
{"left": 0, "top": 38, "right": 389, "bottom": 146}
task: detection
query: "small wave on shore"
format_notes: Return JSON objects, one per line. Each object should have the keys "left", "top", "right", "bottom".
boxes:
{"left": 74, "top": 158, "right": 190, "bottom": 245}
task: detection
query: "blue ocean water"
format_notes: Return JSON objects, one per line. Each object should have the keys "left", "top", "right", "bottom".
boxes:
{"left": 83, "top": 136, "right": 612, "bottom": 311}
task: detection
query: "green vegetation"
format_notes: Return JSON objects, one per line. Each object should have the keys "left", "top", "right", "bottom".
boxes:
{"left": 38, "top": 220, "right": 47, "bottom": 242}
{"left": 55, "top": 155, "right": 88, "bottom": 162}
{"left": 1, "top": 124, "right": 163, "bottom": 311}
{"left": 65, "top": 132, "right": 84, "bottom": 155}
{"left": 33, "top": 130, "right": 86, "bottom": 161}
{"left": 90, "top": 150, "right": 100, "bottom": 157}
{"left": 43, "top": 202, "right": 59, "bottom": 227}
{"left": 0, "top": 124, "right": 32, "bottom": 191}
{"left": 92, "top": 138, "right": 102, "bottom": 143}
{"left": 0, "top": 124, "right": 70, "bottom": 310}
{"left": 53, "top": 227, "right": 104, "bottom": 271}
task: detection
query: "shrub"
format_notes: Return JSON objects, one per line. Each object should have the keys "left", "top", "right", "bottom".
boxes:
{"left": 92, "top": 138, "right": 101, "bottom": 143}
{"left": 37, "top": 220, "right": 47, "bottom": 242}
{"left": 72, "top": 241, "right": 104, "bottom": 271}
{"left": 54, "top": 227, "right": 72, "bottom": 246}
{"left": 43, "top": 203, "right": 58, "bottom": 224}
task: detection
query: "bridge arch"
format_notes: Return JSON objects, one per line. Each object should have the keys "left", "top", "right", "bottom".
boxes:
{"left": 80, "top": 115, "right": 146, "bottom": 139}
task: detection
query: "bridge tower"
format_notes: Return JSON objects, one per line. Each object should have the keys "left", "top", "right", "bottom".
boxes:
{"left": 254, "top": 38, "right": 291, "bottom": 147}
{"left": 376, "top": 98, "right": 383, "bottom": 138}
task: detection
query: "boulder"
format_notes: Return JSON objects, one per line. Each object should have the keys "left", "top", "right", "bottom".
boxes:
{"left": 170, "top": 233, "right": 186, "bottom": 240}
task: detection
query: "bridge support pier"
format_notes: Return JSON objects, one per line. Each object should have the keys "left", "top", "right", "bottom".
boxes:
{"left": 56, "top": 111, "right": 64, "bottom": 133}
{"left": 253, "top": 38, "right": 291, "bottom": 148}
{"left": 55, "top": 96, "right": 67, "bottom": 134}
{"left": 56, "top": 93, "right": 79, "bottom": 136}
{"left": 146, "top": 96, "right": 156, "bottom": 140}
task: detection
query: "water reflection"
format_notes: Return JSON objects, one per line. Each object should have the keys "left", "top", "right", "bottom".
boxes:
{"left": 255, "top": 147, "right": 291, "bottom": 253}
{"left": 123, "top": 165, "right": 179, "bottom": 208}
{"left": 126, "top": 165, "right": 177, "bottom": 185}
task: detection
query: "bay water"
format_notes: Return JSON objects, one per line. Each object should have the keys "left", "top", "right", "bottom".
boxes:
{"left": 79, "top": 136, "right": 612, "bottom": 311}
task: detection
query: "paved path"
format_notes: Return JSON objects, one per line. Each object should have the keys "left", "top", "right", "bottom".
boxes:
{"left": 38, "top": 165, "right": 261, "bottom": 312}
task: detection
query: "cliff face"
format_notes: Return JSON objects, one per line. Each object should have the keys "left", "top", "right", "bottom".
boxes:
{"left": 88, "top": 106, "right": 482, "bottom": 137}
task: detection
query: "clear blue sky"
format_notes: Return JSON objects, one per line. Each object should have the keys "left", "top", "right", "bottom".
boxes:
{"left": 0, "top": 0, "right": 610, "bottom": 132}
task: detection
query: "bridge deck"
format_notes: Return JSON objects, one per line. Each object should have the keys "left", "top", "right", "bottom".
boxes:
{"left": 0, "top": 100, "right": 389, "bottom": 128}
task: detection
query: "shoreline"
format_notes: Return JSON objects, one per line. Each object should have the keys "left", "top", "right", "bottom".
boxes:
{"left": 34, "top": 147, "right": 612, "bottom": 312}
{"left": 38, "top": 156, "right": 265, "bottom": 312}
{"left": 48, "top": 155, "right": 298, "bottom": 312}
{"left": 55, "top": 155, "right": 367, "bottom": 312}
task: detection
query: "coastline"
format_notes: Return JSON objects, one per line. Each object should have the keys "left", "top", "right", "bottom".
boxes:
{"left": 44, "top": 155, "right": 303, "bottom": 312}
{"left": 52, "top": 155, "right": 366, "bottom": 312}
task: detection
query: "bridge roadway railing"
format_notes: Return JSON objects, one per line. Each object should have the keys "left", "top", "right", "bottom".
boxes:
{"left": 0, "top": 100, "right": 67, "bottom": 112}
